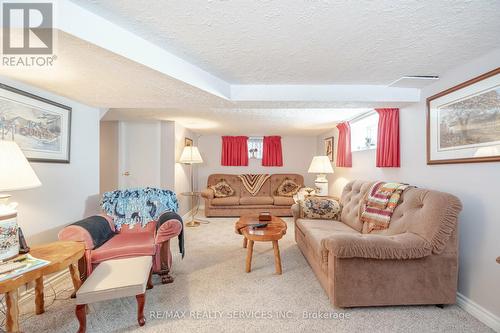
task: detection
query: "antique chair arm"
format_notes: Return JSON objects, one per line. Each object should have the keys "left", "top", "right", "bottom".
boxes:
{"left": 322, "top": 232, "right": 432, "bottom": 260}
{"left": 155, "top": 215, "right": 183, "bottom": 245}
{"left": 58, "top": 214, "right": 114, "bottom": 250}
{"left": 201, "top": 188, "right": 214, "bottom": 200}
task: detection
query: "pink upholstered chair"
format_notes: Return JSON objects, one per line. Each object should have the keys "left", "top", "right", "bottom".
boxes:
{"left": 58, "top": 188, "right": 183, "bottom": 284}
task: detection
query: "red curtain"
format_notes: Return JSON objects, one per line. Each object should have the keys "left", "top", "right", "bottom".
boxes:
{"left": 336, "top": 122, "right": 352, "bottom": 167}
{"left": 221, "top": 136, "right": 248, "bottom": 166}
{"left": 375, "top": 108, "right": 400, "bottom": 167}
{"left": 262, "top": 136, "right": 283, "bottom": 166}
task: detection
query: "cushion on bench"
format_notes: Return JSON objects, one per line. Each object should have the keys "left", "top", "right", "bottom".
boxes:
{"left": 76, "top": 256, "right": 152, "bottom": 305}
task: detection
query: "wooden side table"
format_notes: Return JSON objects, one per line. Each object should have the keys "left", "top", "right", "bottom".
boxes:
{"left": 180, "top": 191, "right": 209, "bottom": 227}
{"left": 0, "top": 241, "right": 85, "bottom": 332}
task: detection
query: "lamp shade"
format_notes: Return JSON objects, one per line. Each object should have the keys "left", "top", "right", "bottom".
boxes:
{"left": 179, "top": 146, "right": 203, "bottom": 164}
{"left": 0, "top": 141, "right": 41, "bottom": 191}
{"left": 308, "top": 156, "right": 334, "bottom": 174}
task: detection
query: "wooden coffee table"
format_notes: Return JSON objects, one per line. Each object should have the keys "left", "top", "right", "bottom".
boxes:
{"left": 235, "top": 214, "right": 287, "bottom": 274}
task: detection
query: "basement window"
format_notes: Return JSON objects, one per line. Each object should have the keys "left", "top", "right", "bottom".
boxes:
{"left": 351, "top": 111, "right": 378, "bottom": 152}
{"left": 248, "top": 136, "right": 263, "bottom": 159}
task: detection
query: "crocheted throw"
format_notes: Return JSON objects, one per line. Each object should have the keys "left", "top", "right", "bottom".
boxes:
{"left": 238, "top": 174, "right": 270, "bottom": 196}
{"left": 360, "top": 181, "right": 409, "bottom": 232}
{"left": 101, "top": 187, "right": 178, "bottom": 230}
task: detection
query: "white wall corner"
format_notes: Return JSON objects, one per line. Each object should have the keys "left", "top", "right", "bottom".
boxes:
{"left": 457, "top": 293, "right": 500, "bottom": 332}
{"left": 99, "top": 108, "right": 110, "bottom": 119}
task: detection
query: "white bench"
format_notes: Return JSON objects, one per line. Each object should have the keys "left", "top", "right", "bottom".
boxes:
{"left": 75, "top": 256, "right": 153, "bottom": 333}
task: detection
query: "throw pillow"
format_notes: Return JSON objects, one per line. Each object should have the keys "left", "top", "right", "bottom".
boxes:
{"left": 277, "top": 179, "right": 301, "bottom": 197}
{"left": 299, "top": 197, "right": 341, "bottom": 220}
{"left": 210, "top": 180, "right": 234, "bottom": 198}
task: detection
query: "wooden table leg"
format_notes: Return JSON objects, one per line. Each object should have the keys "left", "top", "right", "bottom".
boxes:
{"left": 243, "top": 237, "right": 248, "bottom": 248}
{"left": 136, "top": 294, "right": 146, "bottom": 326}
{"left": 147, "top": 269, "right": 153, "bottom": 290}
{"left": 76, "top": 304, "right": 86, "bottom": 333}
{"left": 245, "top": 240, "right": 254, "bottom": 273}
{"left": 35, "top": 276, "right": 45, "bottom": 314}
{"left": 273, "top": 240, "right": 282, "bottom": 275}
{"left": 5, "top": 289, "right": 19, "bottom": 333}
{"left": 69, "top": 263, "right": 82, "bottom": 292}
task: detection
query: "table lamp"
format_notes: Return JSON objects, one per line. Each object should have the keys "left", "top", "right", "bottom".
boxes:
{"left": 0, "top": 141, "right": 41, "bottom": 260}
{"left": 179, "top": 146, "right": 203, "bottom": 227}
{"left": 308, "top": 156, "right": 334, "bottom": 196}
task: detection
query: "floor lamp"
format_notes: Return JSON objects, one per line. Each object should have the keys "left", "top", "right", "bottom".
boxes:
{"left": 179, "top": 146, "right": 204, "bottom": 227}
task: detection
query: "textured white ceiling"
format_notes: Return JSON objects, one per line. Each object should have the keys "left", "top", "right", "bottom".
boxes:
{"left": 103, "top": 107, "right": 372, "bottom": 135}
{"left": 72, "top": 0, "right": 500, "bottom": 84}
{"left": 0, "top": 31, "right": 377, "bottom": 135}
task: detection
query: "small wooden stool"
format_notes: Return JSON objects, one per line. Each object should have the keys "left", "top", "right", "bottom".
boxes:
{"left": 75, "top": 256, "right": 153, "bottom": 332}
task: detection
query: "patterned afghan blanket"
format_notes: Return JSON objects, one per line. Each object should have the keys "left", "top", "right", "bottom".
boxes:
{"left": 101, "top": 187, "right": 179, "bottom": 230}
{"left": 360, "top": 181, "right": 409, "bottom": 232}
{"left": 238, "top": 174, "right": 271, "bottom": 196}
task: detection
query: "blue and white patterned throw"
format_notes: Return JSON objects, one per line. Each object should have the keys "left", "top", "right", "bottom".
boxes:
{"left": 101, "top": 187, "right": 179, "bottom": 230}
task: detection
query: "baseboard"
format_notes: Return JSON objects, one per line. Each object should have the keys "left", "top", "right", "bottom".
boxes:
{"left": 182, "top": 205, "right": 207, "bottom": 222}
{"left": 457, "top": 292, "right": 500, "bottom": 332}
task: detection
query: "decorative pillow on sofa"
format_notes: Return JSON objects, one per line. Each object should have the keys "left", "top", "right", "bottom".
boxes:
{"left": 277, "top": 179, "right": 301, "bottom": 197}
{"left": 210, "top": 180, "right": 235, "bottom": 198}
{"left": 299, "top": 197, "right": 341, "bottom": 220}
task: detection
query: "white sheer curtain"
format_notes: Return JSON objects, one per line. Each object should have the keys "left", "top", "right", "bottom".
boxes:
{"left": 248, "top": 136, "right": 263, "bottom": 159}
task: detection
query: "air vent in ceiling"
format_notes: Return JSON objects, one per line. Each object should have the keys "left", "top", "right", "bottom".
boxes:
{"left": 389, "top": 75, "right": 439, "bottom": 88}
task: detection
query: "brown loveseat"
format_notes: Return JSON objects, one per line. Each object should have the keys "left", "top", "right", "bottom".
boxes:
{"left": 292, "top": 180, "right": 462, "bottom": 308}
{"left": 201, "top": 174, "right": 304, "bottom": 217}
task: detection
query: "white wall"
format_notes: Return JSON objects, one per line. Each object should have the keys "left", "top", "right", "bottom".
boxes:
{"left": 100, "top": 121, "right": 119, "bottom": 193}
{"left": 107, "top": 120, "right": 192, "bottom": 215}
{"left": 0, "top": 76, "right": 100, "bottom": 245}
{"left": 318, "top": 49, "right": 500, "bottom": 323}
{"left": 197, "top": 135, "right": 317, "bottom": 190}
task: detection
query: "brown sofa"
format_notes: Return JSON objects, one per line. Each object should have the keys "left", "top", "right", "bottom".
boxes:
{"left": 292, "top": 180, "right": 462, "bottom": 308}
{"left": 201, "top": 174, "right": 304, "bottom": 217}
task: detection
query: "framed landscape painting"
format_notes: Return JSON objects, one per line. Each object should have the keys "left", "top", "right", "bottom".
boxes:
{"left": 427, "top": 68, "right": 500, "bottom": 164}
{"left": 0, "top": 84, "right": 71, "bottom": 163}
{"left": 325, "top": 136, "right": 334, "bottom": 161}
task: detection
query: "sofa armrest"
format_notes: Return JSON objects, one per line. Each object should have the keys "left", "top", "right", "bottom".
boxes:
{"left": 291, "top": 203, "right": 300, "bottom": 221}
{"left": 155, "top": 218, "right": 182, "bottom": 245}
{"left": 201, "top": 188, "right": 214, "bottom": 200}
{"left": 322, "top": 232, "right": 432, "bottom": 260}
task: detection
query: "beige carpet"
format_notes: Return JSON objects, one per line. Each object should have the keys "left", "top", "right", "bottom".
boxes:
{"left": 14, "top": 215, "right": 492, "bottom": 332}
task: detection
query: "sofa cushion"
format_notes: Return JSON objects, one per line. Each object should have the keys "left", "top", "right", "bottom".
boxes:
{"left": 270, "top": 174, "right": 304, "bottom": 195}
{"left": 296, "top": 219, "right": 359, "bottom": 265}
{"left": 211, "top": 196, "right": 240, "bottom": 206}
{"left": 240, "top": 196, "right": 274, "bottom": 205}
{"left": 340, "top": 180, "right": 374, "bottom": 232}
{"left": 365, "top": 188, "right": 462, "bottom": 254}
{"left": 322, "top": 232, "right": 432, "bottom": 260}
{"left": 273, "top": 196, "right": 295, "bottom": 206}
{"left": 91, "top": 232, "right": 155, "bottom": 263}
{"left": 76, "top": 256, "right": 152, "bottom": 305}
{"left": 210, "top": 180, "right": 234, "bottom": 198}
{"left": 277, "top": 179, "right": 301, "bottom": 197}
{"left": 299, "top": 197, "right": 341, "bottom": 220}
{"left": 207, "top": 174, "right": 242, "bottom": 197}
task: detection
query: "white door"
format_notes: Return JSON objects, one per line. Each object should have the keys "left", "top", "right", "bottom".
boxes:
{"left": 118, "top": 122, "right": 162, "bottom": 189}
